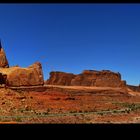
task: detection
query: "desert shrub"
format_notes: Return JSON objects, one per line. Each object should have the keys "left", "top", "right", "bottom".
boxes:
{"left": 107, "top": 120, "right": 111, "bottom": 123}
{"left": 65, "top": 97, "right": 75, "bottom": 100}
{"left": 113, "top": 110, "right": 117, "bottom": 113}
{"left": 126, "top": 109, "right": 130, "bottom": 114}
{"left": 42, "top": 112, "right": 49, "bottom": 115}
{"left": 16, "top": 89, "right": 23, "bottom": 93}
{"left": 84, "top": 110, "right": 88, "bottom": 113}
{"left": 70, "top": 110, "right": 77, "bottom": 113}
{"left": 123, "top": 103, "right": 140, "bottom": 111}
{"left": 98, "top": 112, "right": 104, "bottom": 116}
{"left": 14, "top": 117, "right": 22, "bottom": 122}
{"left": 78, "top": 110, "right": 83, "bottom": 113}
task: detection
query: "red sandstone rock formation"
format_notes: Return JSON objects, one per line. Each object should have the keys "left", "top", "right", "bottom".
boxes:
{"left": 0, "top": 41, "right": 44, "bottom": 87}
{"left": 46, "top": 71, "right": 76, "bottom": 86}
{"left": 0, "top": 41, "right": 127, "bottom": 88}
{"left": 0, "top": 62, "right": 44, "bottom": 87}
{"left": 71, "top": 70, "right": 126, "bottom": 87}
{"left": 47, "top": 70, "right": 126, "bottom": 87}
{"left": 0, "top": 41, "right": 9, "bottom": 68}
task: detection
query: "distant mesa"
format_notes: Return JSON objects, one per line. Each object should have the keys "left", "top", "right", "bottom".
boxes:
{"left": 0, "top": 41, "right": 44, "bottom": 87}
{"left": 46, "top": 70, "right": 126, "bottom": 87}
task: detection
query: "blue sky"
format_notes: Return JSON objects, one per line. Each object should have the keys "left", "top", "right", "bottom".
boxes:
{"left": 0, "top": 4, "right": 140, "bottom": 85}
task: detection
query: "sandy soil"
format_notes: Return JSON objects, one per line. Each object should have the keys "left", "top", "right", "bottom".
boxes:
{"left": 0, "top": 85, "right": 140, "bottom": 124}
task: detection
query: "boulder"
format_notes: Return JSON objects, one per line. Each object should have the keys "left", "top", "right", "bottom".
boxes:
{"left": 0, "top": 62, "right": 44, "bottom": 87}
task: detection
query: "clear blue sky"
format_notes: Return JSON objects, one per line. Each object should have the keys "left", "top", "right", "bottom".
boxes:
{"left": 0, "top": 4, "right": 140, "bottom": 85}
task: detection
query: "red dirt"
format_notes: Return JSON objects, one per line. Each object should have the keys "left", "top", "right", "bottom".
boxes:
{"left": 0, "top": 85, "right": 140, "bottom": 123}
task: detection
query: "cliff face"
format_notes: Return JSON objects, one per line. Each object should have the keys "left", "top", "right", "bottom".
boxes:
{"left": 0, "top": 42, "right": 44, "bottom": 87}
{"left": 47, "top": 70, "right": 126, "bottom": 87}
{"left": 71, "top": 70, "right": 126, "bottom": 87}
{"left": 46, "top": 71, "right": 76, "bottom": 86}
{"left": 0, "top": 62, "right": 44, "bottom": 87}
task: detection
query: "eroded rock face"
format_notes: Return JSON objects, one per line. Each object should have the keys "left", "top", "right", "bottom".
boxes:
{"left": 0, "top": 42, "right": 9, "bottom": 68}
{"left": 127, "top": 84, "right": 140, "bottom": 92}
{"left": 47, "top": 70, "right": 126, "bottom": 87}
{"left": 0, "top": 73, "right": 7, "bottom": 85}
{"left": 0, "top": 62, "right": 44, "bottom": 87}
{"left": 46, "top": 71, "right": 76, "bottom": 86}
{"left": 71, "top": 70, "right": 126, "bottom": 87}
{"left": 0, "top": 42, "right": 44, "bottom": 87}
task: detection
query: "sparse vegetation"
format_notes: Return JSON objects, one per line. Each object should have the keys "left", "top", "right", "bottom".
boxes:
{"left": 113, "top": 102, "right": 140, "bottom": 112}
{"left": 0, "top": 85, "right": 139, "bottom": 123}
{"left": 69, "top": 110, "right": 77, "bottom": 113}
{"left": 14, "top": 117, "right": 22, "bottom": 122}
{"left": 97, "top": 112, "right": 104, "bottom": 116}
{"left": 78, "top": 110, "right": 83, "bottom": 113}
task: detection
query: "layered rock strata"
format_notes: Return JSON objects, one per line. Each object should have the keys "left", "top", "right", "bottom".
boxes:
{"left": 47, "top": 70, "right": 126, "bottom": 87}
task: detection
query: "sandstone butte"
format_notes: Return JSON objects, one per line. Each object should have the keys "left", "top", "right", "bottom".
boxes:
{"left": 46, "top": 70, "right": 127, "bottom": 87}
{"left": 0, "top": 41, "right": 44, "bottom": 87}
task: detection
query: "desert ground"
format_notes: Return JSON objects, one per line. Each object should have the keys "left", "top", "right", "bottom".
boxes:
{"left": 0, "top": 85, "right": 140, "bottom": 124}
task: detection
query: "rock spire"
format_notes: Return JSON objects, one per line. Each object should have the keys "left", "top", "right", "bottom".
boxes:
{"left": 0, "top": 40, "right": 9, "bottom": 68}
